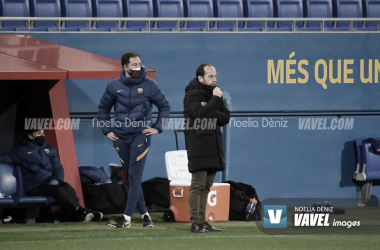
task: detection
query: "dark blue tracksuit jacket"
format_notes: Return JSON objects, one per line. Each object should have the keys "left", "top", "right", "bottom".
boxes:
{"left": 0, "top": 139, "right": 64, "bottom": 192}
{"left": 98, "top": 65, "right": 170, "bottom": 217}
{"left": 98, "top": 66, "right": 171, "bottom": 138}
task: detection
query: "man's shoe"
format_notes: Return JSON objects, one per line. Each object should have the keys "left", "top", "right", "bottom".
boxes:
{"left": 203, "top": 222, "right": 222, "bottom": 232}
{"left": 93, "top": 212, "right": 103, "bottom": 222}
{"left": 191, "top": 223, "right": 208, "bottom": 233}
{"left": 108, "top": 217, "right": 131, "bottom": 228}
{"left": 142, "top": 214, "right": 154, "bottom": 227}
{"left": 84, "top": 213, "right": 94, "bottom": 222}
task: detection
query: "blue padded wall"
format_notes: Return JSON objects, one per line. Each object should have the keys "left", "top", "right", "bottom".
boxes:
{"left": 30, "top": 32, "right": 380, "bottom": 202}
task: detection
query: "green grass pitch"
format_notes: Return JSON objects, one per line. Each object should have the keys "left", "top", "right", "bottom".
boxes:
{"left": 1, "top": 209, "right": 379, "bottom": 250}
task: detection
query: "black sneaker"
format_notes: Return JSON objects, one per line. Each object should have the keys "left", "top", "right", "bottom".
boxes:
{"left": 76, "top": 207, "right": 94, "bottom": 222}
{"left": 203, "top": 222, "right": 222, "bottom": 232}
{"left": 191, "top": 223, "right": 208, "bottom": 233}
{"left": 76, "top": 212, "right": 94, "bottom": 222}
{"left": 142, "top": 214, "right": 154, "bottom": 227}
{"left": 93, "top": 212, "right": 103, "bottom": 222}
{"left": 83, "top": 212, "right": 94, "bottom": 222}
{"left": 108, "top": 217, "right": 131, "bottom": 228}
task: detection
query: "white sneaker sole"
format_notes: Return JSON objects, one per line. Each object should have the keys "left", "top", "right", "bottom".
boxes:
{"left": 84, "top": 213, "right": 94, "bottom": 222}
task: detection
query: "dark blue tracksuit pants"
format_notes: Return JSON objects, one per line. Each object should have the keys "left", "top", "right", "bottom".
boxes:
{"left": 113, "top": 133, "right": 151, "bottom": 217}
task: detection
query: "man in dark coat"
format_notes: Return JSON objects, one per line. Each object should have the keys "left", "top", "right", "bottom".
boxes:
{"left": 0, "top": 128, "right": 102, "bottom": 222}
{"left": 183, "top": 64, "right": 230, "bottom": 233}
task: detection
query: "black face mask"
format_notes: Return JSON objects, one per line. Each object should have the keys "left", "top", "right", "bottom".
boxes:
{"left": 128, "top": 68, "right": 141, "bottom": 78}
{"left": 34, "top": 136, "right": 45, "bottom": 146}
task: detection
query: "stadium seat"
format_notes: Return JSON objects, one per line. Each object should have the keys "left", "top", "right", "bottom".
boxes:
{"left": 0, "top": 0, "right": 30, "bottom": 31}
{"left": 363, "top": 0, "right": 380, "bottom": 30}
{"left": 0, "top": 163, "right": 18, "bottom": 210}
{"left": 353, "top": 138, "right": 380, "bottom": 206}
{"left": 0, "top": 164, "right": 55, "bottom": 224}
{"left": 333, "top": 0, "right": 363, "bottom": 30}
{"left": 61, "top": 0, "right": 93, "bottom": 31}
{"left": 243, "top": 0, "right": 274, "bottom": 31}
{"left": 15, "top": 166, "right": 56, "bottom": 206}
{"left": 357, "top": 141, "right": 380, "bottom": 206}
{"left": 29, "top": 0, "right": 61, "bottom": 31}
{"left": 274, "top": 0, "right": 304, "bottom": 31}
{"left": 121, "top": 0, "right": 154, "bottom": 31}
{"left": 183, "top": 0, "right": 214, "bottom": 31}
{"left": 213, "top": 0, "right": 244, "bottom": 31}
{"left": 153, "top": 0, "right": 184, "bottom": 31}
{"left": 92, "top": 0, "right": 123, "bottom": 31}
{"left": 359, "top": 140, "right": 380, "bottom": 181}
{"left": 303, "top": 0, "right": 333, "bottom": 31}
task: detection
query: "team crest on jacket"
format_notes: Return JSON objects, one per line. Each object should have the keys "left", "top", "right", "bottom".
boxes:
{"left": 138, "top": 88, "right": 143, "bottom": 93}
{"left": 44, "top": 149, "right": 49, "bottom": 154}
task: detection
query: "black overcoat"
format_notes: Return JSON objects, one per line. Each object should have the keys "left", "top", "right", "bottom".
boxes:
{"left": 183, "top": 78, "right": 230, "bottom": 173}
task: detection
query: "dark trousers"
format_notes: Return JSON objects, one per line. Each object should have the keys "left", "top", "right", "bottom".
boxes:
{"left": 113, "top": 133, "right": 151, "bottom": 217}
{"left": 27, "top": 182, "right": 80, "bottom": 211}
{"left": 188, "top": 170, "right": 216, "bottom": 224}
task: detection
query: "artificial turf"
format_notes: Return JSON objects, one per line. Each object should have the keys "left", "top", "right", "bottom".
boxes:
{"left": 1, "top": 208, "right": 380, "bottom": 250}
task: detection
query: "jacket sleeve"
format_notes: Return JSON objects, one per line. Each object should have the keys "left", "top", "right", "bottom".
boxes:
{"left": 185, "top": 91, "right": 230, "bottom": 126}
{"left": 0, "top": 147, "right": 24, "bottom": 165}
{"left": 215, "top": 101, "right": 231, "bottom": 127}
{"left": 149, "top": 81, "right": 171, "bottom": 133}
{"left": 98, "top": 81, "right": 116, "bottom": 135}
{"left": 48, "top": 147, "right": 64, "bottom": 182}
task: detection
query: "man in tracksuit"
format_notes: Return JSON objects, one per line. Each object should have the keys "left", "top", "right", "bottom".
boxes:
{"left": 98, "top": 52, "right": 170, "bottom": 228}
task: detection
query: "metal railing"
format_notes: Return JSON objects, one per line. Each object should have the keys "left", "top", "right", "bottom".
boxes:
{"left": 0, "top": 17, "right": 379, "bottom": 32}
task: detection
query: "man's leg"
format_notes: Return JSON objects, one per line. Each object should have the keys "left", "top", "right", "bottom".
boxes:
{"left": 27, "top": 184, "right": 55, "bottom": 197}
{"left": 109, "top": 134, "right": 152, "bottom": 228}
{"left": 127, "top": 158, "right": 153, "bottom": 227}
{"left": 27, "top": 183, "right": 78, "bottom": 210}
{"left": 124, "top": 154, "right": 147, "bottom": 216}
{"left": 188, "top": 171, "right": 207, "bottom": 225}
{"left": 108, "top": 138, "right": 133, "bottom": 228}
{"left": 199, "top": 171, "right": 222, "bottom": 232}
{"left": 125, "top": 133, "right": 153, "bottom": 227}
{"left": 27, "top": 183, "right": 95, "bottom": 222}
{"left": 198, "top": 171, "right": 216, "bottom": 223}
{"left": 59, "top": 182, "right": 103, "bottom": 221}
{"left": 53, "top": 182, "right": 80, "bottom": 210}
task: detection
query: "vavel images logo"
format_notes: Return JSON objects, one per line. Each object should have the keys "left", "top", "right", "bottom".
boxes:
{"left": 264, "top": 205, "right": 287, "bottom": 228}
{"left": 264, "top": 205, "right": 361, "bottom": 229}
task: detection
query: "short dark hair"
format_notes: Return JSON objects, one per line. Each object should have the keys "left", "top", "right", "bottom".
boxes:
{"left": 196, "top": 64, "right": 213, "bottom": 78}
{"left": 121, "top": 52, "right": 140, "bottom": 67}
{"left": 25, "top": 128, "right": 42, "bottom": 135}
{"left": 25, "top": 128, "right": 43, "bottom": 140}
